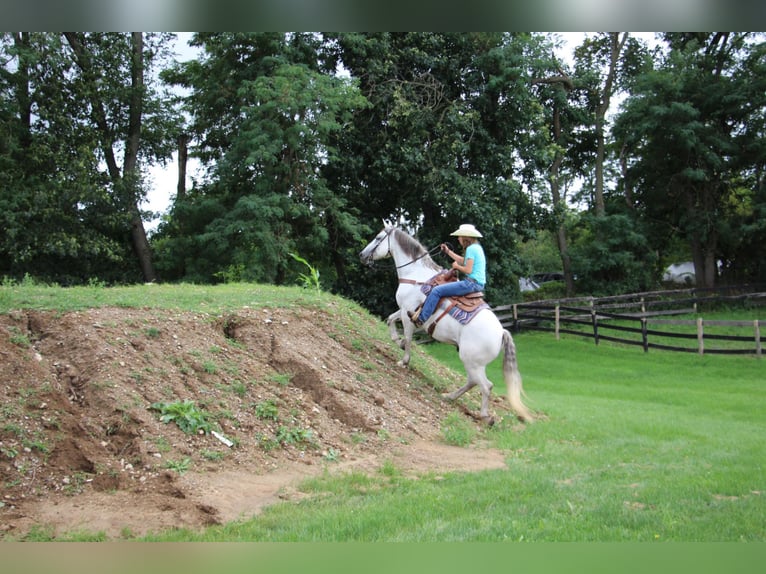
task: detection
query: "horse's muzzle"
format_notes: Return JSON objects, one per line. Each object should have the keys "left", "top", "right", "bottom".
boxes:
{"left": 359, "top": 252, "right": 374, "bottom": 268}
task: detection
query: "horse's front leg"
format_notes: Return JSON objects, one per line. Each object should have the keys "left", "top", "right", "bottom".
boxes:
{"left": 399, "top": 312, "right": 418, "bottom": 367}
{"left": 386, "top": 311, "right": 404, "bottom": 348}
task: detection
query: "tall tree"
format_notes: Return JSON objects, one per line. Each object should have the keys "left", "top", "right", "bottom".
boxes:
{"left": 572, "top": 33, "right": 630, "bottom": 216}
{"left": 328, "top": 33, "right": 547, "bottom": 308}
{"left": 64, "top": 32, "right": 160, "bottom": 282}
{"left": 614, "top": 32, "right": 766, "bottom": 288}
{"left": 155, "top": 33, "right": 369, "bottom": 285}
{"left": 529, "top": 45, "right": 578, "bottom": 296}
{"left": 0, "top": 32, "right": 180, "bottom": 284}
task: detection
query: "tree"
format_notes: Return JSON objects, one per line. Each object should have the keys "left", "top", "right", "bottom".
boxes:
{"left": 328, "top": 33, "right": 548, "bottom": 310}
{"left": 155, "top": 33, "right": 370, "bottom": 286}
{"left": 614, "top": 32, "right": 766, "bottom": 288}
{"left": 0, "top": 32, "right": 180, "bottom": 284}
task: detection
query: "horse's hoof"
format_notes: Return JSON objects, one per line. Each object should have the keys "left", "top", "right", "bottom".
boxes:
{"left": 481, "top": 415, "right": 495, "bottom": 426}
{"left": 441, "top": 393, "right": 455, "bottom": 401}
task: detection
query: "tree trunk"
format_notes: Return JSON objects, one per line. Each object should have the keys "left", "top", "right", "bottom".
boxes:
{"left": 125, "top": 33, "right": 156, "bottom": 282}
{"left": 593, "top": 33, "right": 628, "bottom": 217}
{"left": 13, "top": 33, "right": 32, "bottom": 150}
{"left": 550, "top": 103, "right": 575, "bottom": 297}
{"left": 177, "top": 133, "right": 189, "bottom": 202}
{"left": 65, "top": 32, "right": 156, "bottom": 283}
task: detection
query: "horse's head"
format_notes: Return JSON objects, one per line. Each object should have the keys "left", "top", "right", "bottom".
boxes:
{"left": 359, "top": 225, "right": 395, "bottom": 267}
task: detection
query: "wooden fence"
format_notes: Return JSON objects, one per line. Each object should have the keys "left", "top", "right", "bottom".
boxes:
{"left": 493, "top": 286, "right": 766, "bottom": 357}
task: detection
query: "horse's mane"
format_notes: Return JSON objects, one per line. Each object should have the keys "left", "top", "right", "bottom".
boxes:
{"left": 392, "top": 228, "right": 442, "bottom": 272}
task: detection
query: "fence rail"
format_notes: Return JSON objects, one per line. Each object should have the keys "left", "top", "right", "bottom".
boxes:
{"left": 494, "top": 287, "right": 766, "bottom": 357}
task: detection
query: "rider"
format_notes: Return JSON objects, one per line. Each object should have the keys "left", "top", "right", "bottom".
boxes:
{"left": 408, "top": 223, "right": 486, "bottom": 327}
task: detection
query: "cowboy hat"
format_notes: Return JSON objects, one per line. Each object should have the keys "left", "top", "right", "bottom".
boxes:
{"left": 450, "top": 224, "right": 482, "bottom": 238}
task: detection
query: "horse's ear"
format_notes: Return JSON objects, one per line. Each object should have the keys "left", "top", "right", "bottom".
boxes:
{"left": 382, "top": 218, "right": 393, "bottom": 229}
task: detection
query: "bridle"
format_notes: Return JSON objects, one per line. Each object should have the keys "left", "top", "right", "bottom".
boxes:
{"left": 364, "top": 227, "right": 443, "bottom": 270}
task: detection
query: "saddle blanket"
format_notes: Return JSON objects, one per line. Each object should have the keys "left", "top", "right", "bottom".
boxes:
{"left": 420, "top": 282, "right": 489, "bottom": 326}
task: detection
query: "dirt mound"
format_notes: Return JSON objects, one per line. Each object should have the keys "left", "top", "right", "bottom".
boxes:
{"left": 0, "top": 304, "right": 510, "bottom": 539}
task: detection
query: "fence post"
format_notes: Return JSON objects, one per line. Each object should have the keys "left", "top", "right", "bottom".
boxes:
{"left": 513, "top": 304, "right": 518, "bottom": 322}
{"left": 697, "top": 317, "right": 704, "bottom": 355}
{"left": 641, "top": 318, "right": 648, "bottom": 352}
{"left": 555, "top": 305, "right": 560, "bottom": 341}
{"left": 592, "top": 308, "right": 599, "bottom": 346}
{"left": 755, "top": 320, "right": 762, "bottom": 358}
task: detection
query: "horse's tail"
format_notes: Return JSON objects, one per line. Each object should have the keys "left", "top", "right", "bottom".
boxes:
{"left": 502, "top": 330, "right": 534, "bottom": 423}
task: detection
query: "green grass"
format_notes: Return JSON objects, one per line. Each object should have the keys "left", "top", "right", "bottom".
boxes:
{"left": 145, "top": 329, "right": 763, "bottom": 542}
{"left": 3, "top": 281, "right": 763, "bottom": 541}
{"left": 0, "top": 280, "right": 330, "bottom": 314}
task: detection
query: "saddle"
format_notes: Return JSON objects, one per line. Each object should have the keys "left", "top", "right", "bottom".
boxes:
{"left": 402, "top": 270, "right": 488, "bottom": 335}
{"left": 422, "top": 269, "right": 486, "bottom": 311}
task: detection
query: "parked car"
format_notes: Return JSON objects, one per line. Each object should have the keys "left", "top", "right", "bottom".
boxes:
{"left": 519, "top": 272, "right": 565, "bottom": 292}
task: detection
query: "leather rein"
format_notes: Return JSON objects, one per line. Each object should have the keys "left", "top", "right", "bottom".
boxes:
{"left": 369, "top": 227, "right": 445, "bottom": 272}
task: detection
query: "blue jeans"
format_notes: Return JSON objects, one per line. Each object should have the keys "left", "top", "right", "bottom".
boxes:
{"left": 418, "top": 279, "right": 484, "bottom": 322}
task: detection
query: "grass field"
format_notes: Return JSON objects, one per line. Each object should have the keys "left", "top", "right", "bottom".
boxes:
{"left": 2, "top": 281, "right": 764, "bottom": 542}
{"left": 148, "top": 329, "right": 764, "bottom": 541}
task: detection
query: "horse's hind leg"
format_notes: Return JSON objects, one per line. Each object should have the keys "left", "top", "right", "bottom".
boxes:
{"left": 444, "top": 365, "right": 493, "bottom": 422}
{"left": 443, "top": 380, "right": 477, "bottom": 401}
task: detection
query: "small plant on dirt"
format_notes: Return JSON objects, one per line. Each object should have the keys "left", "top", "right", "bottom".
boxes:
{"left": 268, "top": 373, "right": 291, "bottom": 386}
{"left": 255, "top": 432, "right": 280, "bottom": 452}
{"left": 202, "top": 360, "right": 218, "bottom": 374}
{"left": 144, "top": 327, "right": 161, "bottom": 338}
{"left": 164, "top": 457, "right": 192, "bottom": 475}
{"left": 289, "top": 252, "right": 321, "bottom": 293}
{"left": 380, "top": 459, "right": 401, "bottom": 478}
{"left": 276, "top": 425, "right": 313, "bottom": 446}
{"left": 440, "top": 412, "right": 476, "bottom": 447}
{"left": 151, "top": 436, "right": 172, "bottom": 453}
{"left": 8, "top": 327, "right": 31, "bottom": 348}
{"left": 201, "top": 449, "right": 226, "bottom": 461}
{"left": 1, "top": 445, "right": 18, "bottom": 459}
{"left": 62, "top": 471, "right": 89, "bottom": 496}
{"left": 323, "top": 447, "right": 340, "bottom": 462}
{"left": 230, "top": 380, "right": 247, "bottom": 397}
{"left": 151, "top": 400, "right": 213, "bottom": 435}
{"left": 254, "top": 399, "right": 279, "bottom": 421}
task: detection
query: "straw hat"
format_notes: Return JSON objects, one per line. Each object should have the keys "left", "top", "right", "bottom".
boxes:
{"left": 450, "top": 224, "right": 483, "bottom": 238}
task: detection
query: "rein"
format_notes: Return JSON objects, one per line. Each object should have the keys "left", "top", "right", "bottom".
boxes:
{"left": 395, "top": 244, "right": 443, "bottom": 270}
{"left": 369, "top": 228, "right": 444, "bottom": 271}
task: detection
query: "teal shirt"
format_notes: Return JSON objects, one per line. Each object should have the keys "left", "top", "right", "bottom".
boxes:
{"left": 464, "top": 243, "right": 486, "bottom": 286}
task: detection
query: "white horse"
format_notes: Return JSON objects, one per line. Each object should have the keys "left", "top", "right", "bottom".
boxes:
{"left": 360, "top": 224, "right": 534, "bottom": 423}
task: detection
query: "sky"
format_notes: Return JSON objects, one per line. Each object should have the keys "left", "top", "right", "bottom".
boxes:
{"left": 142, "top": 33, "right": 200, "bottom": 232}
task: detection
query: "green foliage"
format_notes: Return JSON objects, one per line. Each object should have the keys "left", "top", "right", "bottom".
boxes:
{"left": 4, "top": 32, "right": 765, "bottom": 299}
{"left": 613, "top": 33, "right": 766, "bottom": 288}
{"left": 151, "top": 400, "right": 213, "bottom": 435}
{"left": 0, "top": 32, "right": 182, "bottom": 285}
{"left": 569, "top": 213, "right": 657, "bottom": 296}
{"left": 289, "top": 253, "right": 321, "bottom": 292}
{"left": 275, "top": 425, "right": 313, "bottom": 446}
{"left": 164, "top": 457, "right": 192, "bottom": 475}
{"left": 154, "top": 33, "right": 370, "bottom": 287}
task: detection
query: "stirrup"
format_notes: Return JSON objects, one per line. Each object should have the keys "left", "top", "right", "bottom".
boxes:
{"left": 407, "top": 308, "right": 423, "bottom": 327}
